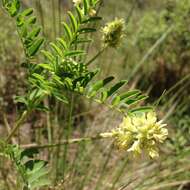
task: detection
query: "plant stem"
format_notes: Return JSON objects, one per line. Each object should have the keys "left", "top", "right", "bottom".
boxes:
{"left": 86, "top": 47, "right": 106, "bottom": 66}
{"left": 20, "top": 135, "right": 104, "bottom": 149}
{"left": 62, "top": 95, "right": 74, "bottom": 179}
{"left": 6, "top": 110, "right": 30, "bottom": 143}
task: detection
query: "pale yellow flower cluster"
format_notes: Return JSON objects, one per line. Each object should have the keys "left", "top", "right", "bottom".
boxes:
{"left": 101, "top": 112, "right": 168, "bottom": 158}
{"left": 73, "top": 0, "right": 82, "bottom": 6}
{"left": 102, "top": 18, "right": 125, "bottom": 48}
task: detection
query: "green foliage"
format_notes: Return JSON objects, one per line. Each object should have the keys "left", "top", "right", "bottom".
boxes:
{"left": 0, "top": 141, "right": 50, "bottom": 190}
{"left": 2, "top": 0, "right": 20, "bottom": 17}
{"left": 2, "top": 0, "right": 44, "bottom": 60}
{"left": 28, "top": 0, "right": 102, "bottom": 107}
{"left": 2, "top": 0, "right": 150, "bottom": 114}
{"left": 8, "top": 0, "right": 149, "bottom": 114}
{"left": 86, "top": 78, "right": 151, "bottom": 114}
{"left": 128, "top": 0, "right": 190, "bottom": 71}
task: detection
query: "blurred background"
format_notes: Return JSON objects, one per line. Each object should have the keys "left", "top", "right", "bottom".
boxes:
{"left": 0, "top": 0, "right": 190, "bottom": 189}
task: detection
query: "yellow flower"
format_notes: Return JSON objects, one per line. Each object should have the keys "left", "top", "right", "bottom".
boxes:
{"left": 73, "top": 0, "right": 82, "bottom": 6}
{"left": 101, "top": 111, "right": 168, "bottom": 158}
{"left": 102, "top": 18, "right": 125, "bottom": 48}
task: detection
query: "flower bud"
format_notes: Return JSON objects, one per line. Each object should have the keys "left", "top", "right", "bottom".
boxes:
{"left": 102, "top": 18, "right": 125, "bottom": 48}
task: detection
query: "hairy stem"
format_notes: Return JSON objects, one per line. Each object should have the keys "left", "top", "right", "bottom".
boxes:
{"left": 86, "top": 47, "right": 106, "bottom": 66}
{"left": 20, "top": 135, "right": 105, "bottom": 149}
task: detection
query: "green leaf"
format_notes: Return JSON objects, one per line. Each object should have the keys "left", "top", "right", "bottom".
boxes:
{"left": 30, "top": 177, "right": 50, "bottom": 190}
{"left": 83, "top": 0, "right": 89, "bottom": 15}
{"left": 16, "top": 14, "right": 24, "bottom": 26}
{"left": 22, "top": 8, "right": 33, "bottom": 16}
{"left": 62, "top": 22, "right": 73, "bottom": 41}
{"left": 36, "top": 104, "right": 49, "bottom": 112}
{"left": 78, "top": 27, "right": 96, "bottom": 33}
{"left": 112, "top": 96, "right": 121, "bottom": 106}
{"left": 75, "top": 38, "right": 93, "bottom": 44}
{"left": 5, "top": 0, "right": 20, "bottom": 17}
{"left": 130, "top": 106, "right": 153, "bottom": 114}
{"left": 21, "top": 148, "right": 39, "bottom": 160}
{"left": 75, "top": 6, "right": 83, "bottom": 23}
{"left": 50, "top": 42, "right": 64, "bottom": 57}
{"left": 88, "top": 76, "right": 114, "bottom": 97}
{"left": 107, "top": 80, "right": 127, "bottom": 97}
{"left": 64, "top": 50, "right": 85, "bottom": 57}
{"left": 64, "top": 78, "right": 73, "bottom": 89}
{"left": 52, "top": 92, "right": 68, "bottom": 104}
{"left": 26, "top": 27, "right": 41, "bottom": 40}
{"left": 81, "top": 70, "right": 98, "bottom": 87}
{"left": 125, "top": 95, "right": 148, "bottom": 106}
{"left": 56, "top": 38, "right": 68, "bottom": 50}
{"left": 14, "top": 96, "right": 28, "bottom": 106}
{"left": 32, "top": 73, "right": 45, "bottom": 82}
{"left": 52, "top": 75, "right": 64, "bottom": 86}
{"left": 38, "top": 63, "right": 53, "bottom": 71}
{"left": 28, "top": 38, "right": 44, "bottom": 56}
{"left": 100, "top": 91, "right": 108, "bottom": 102}
{"left": 27, "top": 16, "right": 37, "bottom": 25}
{"left": 41, "top": 50, "right": 55, "bottom": 63}
{"left": 68, "top": 11, "right": 78, "bottom": 32}
{"left": 24, "top": 159, "right": 50, "bottom": 190}
{"left": 120, "top": 90, "right": 140, "bottom": 101}
{"left": 20, "top": 25, "right": 28, "bottom": 38}
{"left": 27, "top": 27, "right": 41, "bottom": 39}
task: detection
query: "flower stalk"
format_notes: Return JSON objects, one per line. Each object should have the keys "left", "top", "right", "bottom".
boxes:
{"left": 20, "top": 111, "right": 168, "bottom": 159}
{"left": 21, "top": 135, "right": 104, "bottom": 149}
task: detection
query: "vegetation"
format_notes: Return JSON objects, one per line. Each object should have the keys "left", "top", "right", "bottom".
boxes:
{"left": 0, "top": 0, "right": 189, "bottom": 190}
